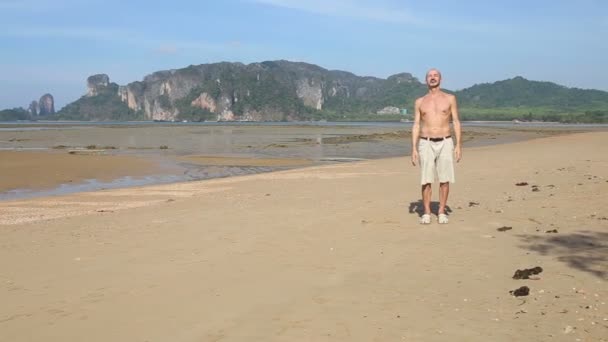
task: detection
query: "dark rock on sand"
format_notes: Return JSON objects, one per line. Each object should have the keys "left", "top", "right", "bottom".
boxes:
{"left": 510, "top": 286, "right": 530, "bottom": 297}
{"left": 513, "top": 267, "right": 543, "bottom": 279}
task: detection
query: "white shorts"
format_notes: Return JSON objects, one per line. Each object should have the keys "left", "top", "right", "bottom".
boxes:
{"left": 418, "top": 137, "right": 455, "bottom": 185}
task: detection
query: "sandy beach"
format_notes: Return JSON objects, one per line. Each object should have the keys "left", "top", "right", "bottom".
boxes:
{"left": 1, "top": 131, "right": 607, "bottom": 341}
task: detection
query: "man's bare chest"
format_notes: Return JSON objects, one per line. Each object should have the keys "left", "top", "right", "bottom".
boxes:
{"left": 420, "top": 99, "right": 451, "bottom": 116}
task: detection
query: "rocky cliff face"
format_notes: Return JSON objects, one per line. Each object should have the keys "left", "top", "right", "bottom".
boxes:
{"left": 23, "top": 64, "right": 608, "bottom": 122}
{"left": 38, "top": 94, "right": 55, "bottom": 115}
{"left": 28, "top": 100, "right": 39, "bottom": 116}
{"left": 296, "top": 78, "right": 323, "bottom": 110}
{"left": 63, "top": 61, "right": 426, "bottom": 121}
{"left": 387, "top": 73, "right": 418, "bottom": 84}
{"left": 87, "top": 74, "right": 110, "bottom": 97}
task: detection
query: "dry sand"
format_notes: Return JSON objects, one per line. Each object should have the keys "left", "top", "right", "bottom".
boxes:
{"left": 1, "top": 132, "right": 607, "bottom": 341}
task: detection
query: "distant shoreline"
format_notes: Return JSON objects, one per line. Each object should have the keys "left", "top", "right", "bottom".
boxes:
{"left": 3, "top": 120, "right": 608, "bottom": 127}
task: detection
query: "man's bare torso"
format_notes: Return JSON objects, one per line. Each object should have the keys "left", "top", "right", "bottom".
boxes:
{"left": 418, "top": 91, "right": 454, "bottom": 137}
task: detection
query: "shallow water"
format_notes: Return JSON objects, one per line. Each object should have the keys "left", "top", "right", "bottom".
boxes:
{"left": 0, "top": 175, "right": 184, "bottom": 201}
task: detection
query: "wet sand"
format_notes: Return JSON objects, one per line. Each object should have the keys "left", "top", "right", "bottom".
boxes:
{"left": 0, "top": 131, "right": 606, "bottom": 341}
{"left": 177, "top": 156, "right": 315, "bottom": 167}
{"left": 0, "top": 150, "right": 160, "bottom": 193}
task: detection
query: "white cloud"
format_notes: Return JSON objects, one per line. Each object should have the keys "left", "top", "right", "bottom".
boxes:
{"left": 1, "top": 26, "right": 128, "bottom": 40}
{"left": 250, "top": 0, "right": 508, "bottom": 33}
{"left": 252, "top": 0, "right": 422, "bottom": 25}
{"left": 0, "top": 26, "right": 253, "bottom": 55}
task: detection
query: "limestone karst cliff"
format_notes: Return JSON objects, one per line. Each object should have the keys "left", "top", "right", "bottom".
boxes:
{"left": 38, "top": 94, "right": 55, "bottom": 115}
{"left": 58, "top": 61, "right": 424, "bottom": 121}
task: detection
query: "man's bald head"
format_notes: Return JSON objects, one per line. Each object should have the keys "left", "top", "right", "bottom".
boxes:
{"left": 426, "top": 68, "right": 442, "bottom": 89}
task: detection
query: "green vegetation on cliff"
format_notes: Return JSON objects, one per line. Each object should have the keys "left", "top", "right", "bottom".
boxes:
{"left": 175, "top": 62, "right": 317, "bottom": 121}
{"left": 4, "top": 61, "right": 608, "bottom": 123}
{"left": 458, "top": 77, "right": 608, "bottom": 109}
{"left": 0, "top": 108, "right": 30, "bottom": 121}
{"left": 455, "top": 77, "right": 608, "bottom": 122}
{"left": 56, "top": 83, "right": 144, "bottom": 121}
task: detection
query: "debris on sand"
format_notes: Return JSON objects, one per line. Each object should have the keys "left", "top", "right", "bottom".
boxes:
{"left": 68, "top": 149, "right": 107, "bottom": 155}
{"left": 468, "top": 201, "right": 480, "bottom": 207}
{"left": 510, "top": 286, "right": 530, "bottom": 297}
{"left": 513, "top": 267, "right": 543, "bottom": 279}
{"left": 545, "top": 229, "right": 558, "bottom": 233}
{"left": 497, "top": 226, "right": 513, "bottom": 232}
{"left": 531, "top": 185, "right": 540, "bottom": 192}
{"left": 516, "top": 182, "right": 529, "bottom": 186}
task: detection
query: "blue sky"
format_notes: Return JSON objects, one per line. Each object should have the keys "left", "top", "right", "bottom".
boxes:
{"left": 1, "top": 0, "right": 607, "bottom": 109}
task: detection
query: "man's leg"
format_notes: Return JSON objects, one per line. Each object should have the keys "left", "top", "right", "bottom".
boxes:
{"left": 422, "top": 183, "right": 432, "bottom": 214}
{"left": 436, "top": 138, "right": 455, "bottom": 220}
{"left": 438, "top": 182, "right": 449, "bottom": 214}
{"left": 420, "top": 183, "right": 432, "bottom": 224}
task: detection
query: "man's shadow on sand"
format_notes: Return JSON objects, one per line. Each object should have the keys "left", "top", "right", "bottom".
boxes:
{"left": 408, "top": 200, "right": 453, "bottom": 217}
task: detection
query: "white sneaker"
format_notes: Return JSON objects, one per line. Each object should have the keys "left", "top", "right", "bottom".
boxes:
{"left": 438, "top": 213, "right": 449, "bottom": 224}
{"left": 420, "top": 214, "right": 431, "bottom": 224}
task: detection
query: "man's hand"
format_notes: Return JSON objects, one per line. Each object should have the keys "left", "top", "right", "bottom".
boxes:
{"left": 411, "top": 149, "right": 419, "bottom": 166}
{"left": 455, "top": 145, "right": 462, "bottom": 162}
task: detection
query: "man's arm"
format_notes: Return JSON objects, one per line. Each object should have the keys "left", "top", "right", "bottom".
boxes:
{"left": 450, "top": 95, "right": 462, "bottom": 162}
{"left": 411, "top": 98, "right": 422, "bottom": 166}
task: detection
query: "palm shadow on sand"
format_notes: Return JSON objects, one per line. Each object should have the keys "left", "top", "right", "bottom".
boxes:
{"left": 517, "top": 231, "right": 608, "bottom": 280}
{"left": 408, "top": 200, "right": 452, "bottom": 217}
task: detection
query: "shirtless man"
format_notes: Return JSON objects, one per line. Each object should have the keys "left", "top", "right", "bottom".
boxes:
{"left": 411, "top": 69, "right": 462, "bottom": 224}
